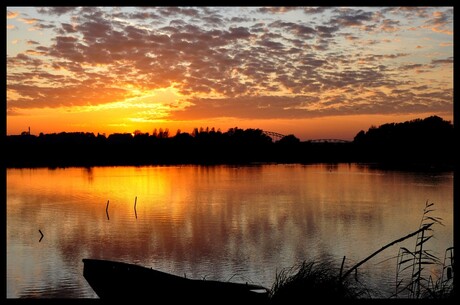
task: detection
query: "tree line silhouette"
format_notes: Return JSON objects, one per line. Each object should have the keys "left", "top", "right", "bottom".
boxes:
{"left": 5, "top": 116, "right": 454, "bottom": 170}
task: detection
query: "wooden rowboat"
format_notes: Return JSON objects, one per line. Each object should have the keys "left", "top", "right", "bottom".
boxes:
{"left": 82, "top": 258, "right": 270, "bottom": 303}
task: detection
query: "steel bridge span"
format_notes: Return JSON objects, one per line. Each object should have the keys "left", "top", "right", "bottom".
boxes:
{"left": 262, "top": 131, "right": 285, "bottom": 142}
{"left": 306, "top": 139, "right": 351, "bottom": 143}
{"left": 263, "top": 130, "right": 351, "bottom": 143}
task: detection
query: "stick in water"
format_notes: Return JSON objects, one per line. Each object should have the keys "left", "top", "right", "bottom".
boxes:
{"left": 340, "top": 223, "right": 433, "bottom": 281}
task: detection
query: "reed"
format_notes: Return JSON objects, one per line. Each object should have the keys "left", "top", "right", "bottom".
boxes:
{"left": 393, "top": 201, "right": 454, "bottom": 299}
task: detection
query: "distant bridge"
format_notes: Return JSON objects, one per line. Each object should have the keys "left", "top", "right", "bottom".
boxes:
{"left": 306, "top": 139, "right": 351, "bottom": 143}
{"left": 262, "top": 131, "right": 285, "bottom": 142}
{"left": 263, "top": 131, "right": 351, "bottom": 143}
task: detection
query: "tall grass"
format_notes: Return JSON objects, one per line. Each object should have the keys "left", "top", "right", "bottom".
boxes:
{"left": 268, "top": 258, "right": 373, "bottom": 303}
{"left": 393, "top": 201, "right": 454, "bottom": 299}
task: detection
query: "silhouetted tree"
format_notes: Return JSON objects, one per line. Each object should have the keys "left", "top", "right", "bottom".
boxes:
{"left": 351, "top": 115, "right": 453, "bottom": 168}
{"left": 4, "top": 116, "right": 453, "bottom": 169}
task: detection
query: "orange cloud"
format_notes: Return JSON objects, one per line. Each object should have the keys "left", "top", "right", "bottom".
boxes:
{"left": 19, "top": 17, "right": 39, "bottom": 24}
{"left": 7, "top": 11, "right": 19, "bottom": 19}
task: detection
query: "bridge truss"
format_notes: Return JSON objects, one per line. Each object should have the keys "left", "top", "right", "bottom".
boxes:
{"left": 262, "top": 131, "right": 285, "bottom": 142}
{"left": 307, "top": 139, "right": 351, "bottom": 143}
{"left": 262, "top": 130, "right": 351, "bottom": 143}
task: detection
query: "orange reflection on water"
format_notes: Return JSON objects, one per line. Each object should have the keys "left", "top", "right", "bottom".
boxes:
{"left": 7, "top": 164, "right": 453, "bottom": 298}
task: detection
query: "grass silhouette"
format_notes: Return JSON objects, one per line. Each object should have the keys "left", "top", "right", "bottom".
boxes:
{"left": 268, "top": 201, "right": 454, "bottom": 301}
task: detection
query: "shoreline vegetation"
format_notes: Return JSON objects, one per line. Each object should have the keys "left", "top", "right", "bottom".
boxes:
{"left": 5, "top": 115, "right": 454, "bottom": 170}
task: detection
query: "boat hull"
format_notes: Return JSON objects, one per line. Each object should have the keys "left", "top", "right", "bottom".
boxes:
{"left": 82, "top": 258, "right": 269, "bottom": 303}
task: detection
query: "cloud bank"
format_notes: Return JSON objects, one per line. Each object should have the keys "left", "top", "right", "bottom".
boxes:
{"left": 7, "top": 6, "right": 453, "bottom": 121}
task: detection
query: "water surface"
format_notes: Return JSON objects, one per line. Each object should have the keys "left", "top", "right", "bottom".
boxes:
{"left": 7, "top": 164, "right": 453, "bottom": 298}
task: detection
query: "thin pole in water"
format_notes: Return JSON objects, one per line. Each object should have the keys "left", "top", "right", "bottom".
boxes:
{"left": 106, "top": 200, "right": 110, "bottom": 220}
{"left": 339, "top": 256, "right": 346, "bottom": 278}
{"left": 134, "top": 196, "right": 138, "bottom": 219}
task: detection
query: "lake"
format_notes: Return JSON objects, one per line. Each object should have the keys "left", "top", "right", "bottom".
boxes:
{"left": 6, "top": 163, "right": 453, "bottom": 298}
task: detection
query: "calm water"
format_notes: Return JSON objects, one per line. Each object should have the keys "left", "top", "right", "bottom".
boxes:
{"left": 7, "top": 163, "right": 453, "bottom": 298}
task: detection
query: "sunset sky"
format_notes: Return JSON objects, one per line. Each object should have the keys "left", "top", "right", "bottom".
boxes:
{"left": 6, "top": 6, "right": 453, "bottom": 140}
